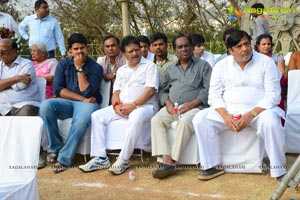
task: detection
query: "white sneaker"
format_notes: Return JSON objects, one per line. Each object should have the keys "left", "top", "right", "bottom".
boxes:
{"left": 79, "top": 157, "right": 110, "bottom": 172}
{"left": 108, "top": 159, "right": 130, "bottom": 175}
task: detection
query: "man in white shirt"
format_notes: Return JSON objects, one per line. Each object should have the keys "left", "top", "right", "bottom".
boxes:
{"left": 0, "top": 12, "right": 19, "bottom": 37}
{"left": 79, "top": 35, "right": 159, "bottom": 175}
{"left": 189, "top": 33, "right": 215, "bottom": 67}
{"left": 137, "top": 35, "right": 154, "bottom": 60}
{"left": 192, "top": 30, "right": 286, "bottom": 181}
{"left": 0, "top": 38, "right": 40, "bottom": 116}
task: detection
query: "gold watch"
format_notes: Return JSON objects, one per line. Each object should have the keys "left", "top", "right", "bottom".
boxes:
{"left": 251, "top": 110, "right": 257, "bottom": 118}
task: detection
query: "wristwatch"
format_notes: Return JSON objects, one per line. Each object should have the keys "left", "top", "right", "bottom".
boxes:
{"left": 251, "top": 109, "right": 258, "bottom": 118}
{"left": 76, "top": 67, "right": 83, "bottom": 73}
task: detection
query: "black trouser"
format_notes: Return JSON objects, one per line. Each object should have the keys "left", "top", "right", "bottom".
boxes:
{"left": 5, "top": 105, "right": 39, "bottom": 116}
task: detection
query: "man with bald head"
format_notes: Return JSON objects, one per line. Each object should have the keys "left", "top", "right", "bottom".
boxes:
{"left": 0, "top": 38, "right": 40, "bottom": 116}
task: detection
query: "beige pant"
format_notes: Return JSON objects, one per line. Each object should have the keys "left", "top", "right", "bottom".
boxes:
{"left": 151, "top": 107, "right": 200, "bottom": 161}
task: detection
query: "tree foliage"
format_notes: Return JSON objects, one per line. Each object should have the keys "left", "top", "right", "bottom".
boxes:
{"left": 3, "top": 0, "right": 243, "bottom": 55}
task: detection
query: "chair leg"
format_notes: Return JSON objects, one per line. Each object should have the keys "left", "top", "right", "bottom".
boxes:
{"left": 84, "top": 154, "right": 87, "bottom": 163}
{"left": 140, "top": 149, "right": 144, "bottom": 163}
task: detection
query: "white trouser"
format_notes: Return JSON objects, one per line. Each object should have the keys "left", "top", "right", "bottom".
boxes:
{"left": 192, "top": 108, "right": 286, "bottom": 177}
{"left": 90, "top": 105, "right": 156, "bottom": 160}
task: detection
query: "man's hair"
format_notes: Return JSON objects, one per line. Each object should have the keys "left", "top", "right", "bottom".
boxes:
{"left": 32, "top": 42, "right": 48, "bottom": 52}
{"left": 172, "top": 34, "right": 192, "bottom": 50}
{"left": 11, "top": 40, "right": 18, "bottom": 51}
{"left": 120, "top": 35, "right": 140, "bottom": 52}
{"left": 103, "top": 35, "right": 120, "bottom": 45}
{"left": 68, "top": 33, "right": 87, "bottom": 49}
{"left": 226, "top": 30, "right": 251, "bottom": 49}
{"left": 34, "top": 0, "right": 48, "bottom": 9}
{"left": 251, "top": 3, "right": 264, "bottom": 9}
{"left": 254, "top": 33, "right": 273, "bottom": 52}
{"left": 0, "top": 38, "right": 18, "bottom": 51}
{"left": 137, "top": 35, "right": 150, "bottom": 46}
{"left": 150, "top": 32, "right": 168, "bottom": 44}
{"left": 189, "top": 34, "right": 205, "bottom": 46}
{"left": 251, "top": 3, "right": 264, "bottom": 15}
{"left": 222, "top": 28, "right": 236, "bottom": 43}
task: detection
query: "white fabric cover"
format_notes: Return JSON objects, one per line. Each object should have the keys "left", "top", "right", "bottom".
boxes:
{"left": 99, "top": 79, "right": 111, "bottom": 109}
{"left": 36, "top": 78, "right": 46, "bottom": 103}
{"left": 157, "top": 122, "right": 199, "bottom": 165}
{"left": 0, "top": 116, "right": 43, "bottom": 200}
{"left": 220, "top": 128, "right": 264, "bottom": 173}
{"left": 285, "top": 70, "right": 300, "bottom": 153}
{"left": 104, "top": 119, "right": 151, "bottom": 152}
{"left": 159, "top": 123, "right": 263, "bottom": 173}
{"left": 284, "top": 52, "right": 292, "bottom": 67}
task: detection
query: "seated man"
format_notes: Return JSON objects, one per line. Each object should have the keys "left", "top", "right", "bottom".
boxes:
{"left": 151, "top": 34, "right": 212, "bottom": 179}
{"left": 97, "top": 35, "right": 126, "bottom": 104}
{"left": 0, "top": 38, "right": 40, "bottom": 116}
{"left": 150, "top": 32, "right": 177, "bottom": 79}
{"left": 97, "top": 35, "right": 125, "bottom": 82}
{"left": 39, "top": 33, "right": 103, "bottom": 173}
{"left": 137, "top": 35, "right": 154, "bottom": 60}
{"left": 79, "top": 35, "right": 159, "bottom": 175}
{"left": 189, "top": 33, "right": 215, "bottom": 67}
{"left": 192, "top": 30, "right": 286, "bottom": 181}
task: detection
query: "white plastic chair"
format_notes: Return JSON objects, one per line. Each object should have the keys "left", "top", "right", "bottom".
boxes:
{"left": 285, "top": 70, "right": 300, "bottom": 153}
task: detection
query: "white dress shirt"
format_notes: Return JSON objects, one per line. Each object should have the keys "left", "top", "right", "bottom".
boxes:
{"left": 113, "top": 57, "right": 159, "bottom": 109}
{"left": 200, "top": 50, "right": 215, "bottom": 67}
{"left": 0, "top": 12, "right": 19, "bottom": 37}
{"left": 208, "top": 51, "right": 281, "bottom": 115}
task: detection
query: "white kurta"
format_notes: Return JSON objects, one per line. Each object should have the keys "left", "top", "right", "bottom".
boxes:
{"left": 193, "top": 51, "right": 286, "bottom": 177}
{"left": 91, "top": 57, "right": 159, "bottom": 160}
{"left": 200, "top": 50, "right": 215, "bottom": 68}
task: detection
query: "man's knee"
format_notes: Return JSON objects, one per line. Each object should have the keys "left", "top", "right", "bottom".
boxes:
{"left": 39, "top": 99, "right": 56, "bottom": 114}
{"left": 12, "top": 105, "right": 39, "bottom": 116}
{"left": 259, "top": 110, "right": 281, "bottom": 128}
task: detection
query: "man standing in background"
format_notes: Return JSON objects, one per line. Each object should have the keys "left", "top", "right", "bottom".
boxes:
{"left": 18, "top": 0, "right": 66, "bottom": 58}
{"left": 0, "top": 12, "right": 19, "bottom": 37}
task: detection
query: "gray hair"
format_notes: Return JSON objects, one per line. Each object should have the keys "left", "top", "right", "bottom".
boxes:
{"left": 32, "top": 42, "right": 48, "bottom": 52}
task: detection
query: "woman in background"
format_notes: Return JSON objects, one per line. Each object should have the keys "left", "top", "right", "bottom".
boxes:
{"left": 31, "top": 42, "right": 58, "bottom": 99}
{"left": 255, "top": 34, "right": 287, "bottom": 114}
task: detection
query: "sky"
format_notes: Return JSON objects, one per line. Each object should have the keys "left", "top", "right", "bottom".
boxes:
{"left": 8, "top": 0, "right": 55, "bottom": 17}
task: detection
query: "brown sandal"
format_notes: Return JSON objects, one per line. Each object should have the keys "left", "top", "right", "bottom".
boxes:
{"left": 46, "top": 153, "right": 57, "bottom": 164}
{"left": 53, "top": 162, "right": 67, "bottom": 173}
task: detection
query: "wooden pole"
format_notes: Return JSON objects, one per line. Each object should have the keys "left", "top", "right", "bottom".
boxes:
{"left": 117, "top": 0, "right": 130, "bottom": 36}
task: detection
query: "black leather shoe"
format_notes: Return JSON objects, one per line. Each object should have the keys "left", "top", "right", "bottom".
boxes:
{"left": 197, "top": 167, "right": 225, "bottom": 181}
{"left": 152, "top": 163, "right": 177, "bottom": 179}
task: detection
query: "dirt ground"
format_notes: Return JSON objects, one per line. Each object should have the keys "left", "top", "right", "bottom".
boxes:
{"left": 37, "top": 153, "right": 300, "bottom": 200}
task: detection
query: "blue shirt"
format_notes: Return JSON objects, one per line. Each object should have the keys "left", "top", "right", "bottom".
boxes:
{"left": 18, "top": 14, "right": 66, "bottom": 56}
{"left": 0, "top": 56, "right": 40, "bottom": 115}
{"left": 53, "top": 56, "right": 103, "bottom": 104}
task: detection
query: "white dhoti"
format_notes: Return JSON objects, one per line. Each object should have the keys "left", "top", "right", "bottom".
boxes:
{"left": 193, "top": 108, "right": 286, "bottom": 177}
{"left": 90, "top": 105, "right": 156, "bottom": 160}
